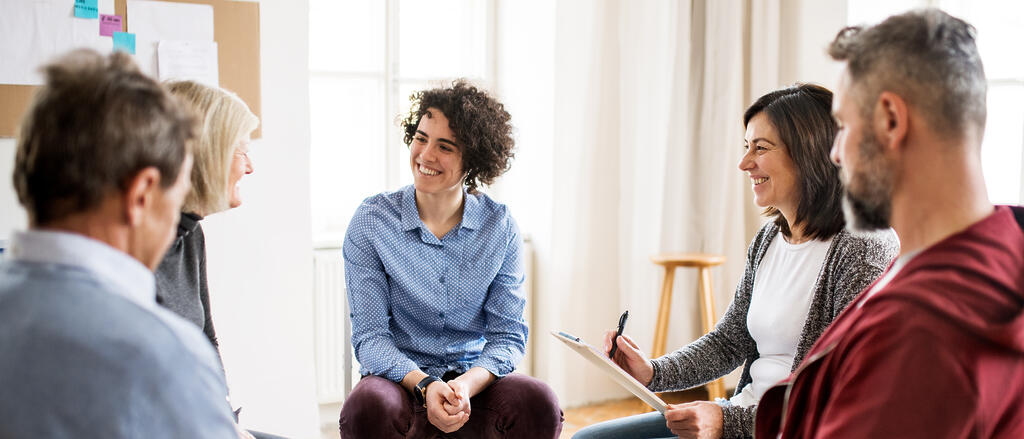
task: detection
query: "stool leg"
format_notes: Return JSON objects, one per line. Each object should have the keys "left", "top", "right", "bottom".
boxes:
{"left": 651, "top": 267, "right": 675, "bottom": 359}
{"left": 697, "top": 267, "right": 716, "bottom": 335}
{"left": 698, "top": 267, "right": 726, "bottom": 400}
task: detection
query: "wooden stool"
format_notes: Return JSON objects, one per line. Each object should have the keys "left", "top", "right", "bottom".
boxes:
{"left": 650, "top": 253, "right": 727, "bottom": 400}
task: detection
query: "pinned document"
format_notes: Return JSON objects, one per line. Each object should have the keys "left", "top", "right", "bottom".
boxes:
{"left": 0, "top": 0, "right": 114, "bottom": 85}
{"left": 158, "top": 40, "right": 219, "bottom": 87}
{"left": 112, "top": 32, "right": 136, "bottom": 54}
{"left": 127, "top": 0, "right": 214, "bottom": 79}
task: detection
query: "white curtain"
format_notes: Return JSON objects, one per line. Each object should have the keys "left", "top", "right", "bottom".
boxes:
{"left": 496, "top": 0, "right": 786, "bottom": 407}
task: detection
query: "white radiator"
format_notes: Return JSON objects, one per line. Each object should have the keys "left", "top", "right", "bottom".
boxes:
{"left": 312, "top": 238, "right": 535, "bottom": 405}
{"left": 312, "top": 247, "right": 351, "bottom": 404}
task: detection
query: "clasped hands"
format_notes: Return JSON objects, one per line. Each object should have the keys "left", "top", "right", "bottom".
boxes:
{"left": 424, "top": 379, "right": 471, "bottom": 433}
{"left": 603, "top": 330, "right": 725, "bottom": 439}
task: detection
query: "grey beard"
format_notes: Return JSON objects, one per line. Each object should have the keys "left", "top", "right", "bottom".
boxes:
{"left": 842, "top": 189, "right": 891, "bottom": 231}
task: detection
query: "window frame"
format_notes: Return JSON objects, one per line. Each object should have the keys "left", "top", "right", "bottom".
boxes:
{"left": 308, "top": 0, "right": 499, "bottom": 246}
{"left": 846, "top": 0, "right": 1024, "bottom": 204}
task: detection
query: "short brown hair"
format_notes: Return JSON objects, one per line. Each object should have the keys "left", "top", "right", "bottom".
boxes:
{"left": 401, "top": 80, "right": 515, "bottom": 194}
{"left": 744, "top": 84, "right": 843, "bottom": 240}
{"left": 13, "top": 49, "right": 195, "bottom": 226}
{"left": 166, "top": 80, "right": 258, "bottom": 215}
{"left": 828, "top": 8, "right": 986, "bottom": 138}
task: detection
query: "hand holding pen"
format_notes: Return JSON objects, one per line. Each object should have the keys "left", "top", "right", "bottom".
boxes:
{"left": 604, "top": 310, "right": 655, "bottom": 386}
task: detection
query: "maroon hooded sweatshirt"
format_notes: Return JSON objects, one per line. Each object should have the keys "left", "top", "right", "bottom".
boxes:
{"left": 756, "top": 206, "right": 1024, "bottom": 438}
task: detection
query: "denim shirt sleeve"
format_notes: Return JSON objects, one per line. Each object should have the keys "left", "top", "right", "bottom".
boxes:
{"left": 343, "top": 206, "right": 418, "bottom": 382}
{"left": 471, "top": 215, "right": 528, "bottom": 377}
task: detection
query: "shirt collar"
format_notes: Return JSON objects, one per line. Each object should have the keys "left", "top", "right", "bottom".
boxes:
{"left": 179, "top": 212, "right": 202, "bottom": 237}
{"left": 7, "top": 229, "right": 156, "bottom": 307}
{"left": 399, "top": 185, "right": 485, "bottom": 233}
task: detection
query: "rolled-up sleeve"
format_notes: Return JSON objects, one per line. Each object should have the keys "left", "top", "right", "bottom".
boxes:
{"left": 343, "top": 206, "right": 418, "bottom": 382}
{"left": 472, "top": 216, "right": 528, "bottom": 377}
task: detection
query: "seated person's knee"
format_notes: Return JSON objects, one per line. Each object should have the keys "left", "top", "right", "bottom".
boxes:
{"left": 339, "top": 377, "right": 409, "bottom": 438}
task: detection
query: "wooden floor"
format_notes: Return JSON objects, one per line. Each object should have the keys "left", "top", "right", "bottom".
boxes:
{"left": 560, "top": 388, "right": 709, "bottom": 438}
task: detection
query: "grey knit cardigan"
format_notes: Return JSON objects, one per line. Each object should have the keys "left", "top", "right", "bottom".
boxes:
{"left": 648, "top": 222, "right": 899, "bottom": 438}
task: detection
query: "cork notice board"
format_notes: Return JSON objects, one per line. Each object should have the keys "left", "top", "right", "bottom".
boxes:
{"left": 0, "top": 0, "right": 261, "bottom": 138}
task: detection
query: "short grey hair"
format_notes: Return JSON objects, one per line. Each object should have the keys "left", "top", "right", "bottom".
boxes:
{"left": 14, "top": 49, "right": 195, "bottom": 226}
{"left": 828, "top": 8, "right": 986, "bottom": 138}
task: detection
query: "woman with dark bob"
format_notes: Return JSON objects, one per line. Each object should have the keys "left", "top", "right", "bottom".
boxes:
{"left": 338, "top": 80, "right": 563, "bottom": 438}
{"left": 573, "top": 84, "right": 899, "bottom": 439}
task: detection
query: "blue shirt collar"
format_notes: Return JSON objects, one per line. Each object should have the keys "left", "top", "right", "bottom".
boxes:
{"left": 7, "top": 229, "right": 156, "bottom": 308}
{"left": 399, "top": 185, "right": 484, "bottom": 233}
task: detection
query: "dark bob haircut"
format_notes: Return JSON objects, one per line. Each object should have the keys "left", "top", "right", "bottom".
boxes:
{"left": 743, "top": 83, "right": 844, "bottom": 240}
{"left": 401, "top": 79, "right": 514, "bottom": 194}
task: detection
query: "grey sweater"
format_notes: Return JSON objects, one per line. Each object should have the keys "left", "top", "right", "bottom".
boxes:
{"left": 155, "top": 212, "right": 220, "bottom": 356}
{"left": 648, "top": 223, "right": 898, "bottom": 438}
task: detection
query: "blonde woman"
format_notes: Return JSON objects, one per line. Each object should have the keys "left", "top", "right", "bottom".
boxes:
{"left": 156, "top": 81, "right": 282, "bottom": 439}
{"left": 156, "top": 80, "right": 256, "bottom": 357}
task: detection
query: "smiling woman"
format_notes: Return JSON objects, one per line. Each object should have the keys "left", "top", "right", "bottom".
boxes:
{"left": 572, "top": 84, "right": 898, "bottom": 439}
{"left": 338, "top": 80, "right": 563, "bottom": 439}
{"left": 740, "top": 84, "right": 844, "bottom": 242}
{"left": 402, "top": 80, "right": 515, "bottom": 196}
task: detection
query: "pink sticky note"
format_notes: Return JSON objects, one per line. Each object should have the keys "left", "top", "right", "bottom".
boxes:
{"left": 100, "top": 14, "right": 122, "bottom": 37}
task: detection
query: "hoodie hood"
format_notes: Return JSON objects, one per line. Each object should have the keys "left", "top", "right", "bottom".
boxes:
{"left": 874, "top": 206, "right": 1024, "bottom": 352}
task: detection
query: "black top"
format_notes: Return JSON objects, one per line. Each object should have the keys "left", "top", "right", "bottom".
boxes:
{"left": 155, "top": 212, "right": 220, "bottom": 359}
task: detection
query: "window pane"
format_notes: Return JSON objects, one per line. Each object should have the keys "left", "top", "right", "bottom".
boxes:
{"left": 309, "top": 77, "right": 387, "bottom": 241}
{"left": 938, "top": 0, "right": 1024, "bottom": 80}
{"left": 310, "top": 0, "right": 384, "bottom": 72}
{"left": 981, "top": 85, "right": 1024, "bottom": 204}
{"left": 392, "top": 81, "right": 432, "bottom": 189}
{"left": 398, "top": 0, "right": 487, "bottom": 79}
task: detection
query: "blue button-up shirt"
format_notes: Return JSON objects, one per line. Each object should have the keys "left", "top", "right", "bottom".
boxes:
{"left": 344, "top": 185, "right": 528, "bottom": 382}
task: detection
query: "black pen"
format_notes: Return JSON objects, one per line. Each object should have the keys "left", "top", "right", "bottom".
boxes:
{"left": 608, "top": 310, "right": 629, "bottom": 359}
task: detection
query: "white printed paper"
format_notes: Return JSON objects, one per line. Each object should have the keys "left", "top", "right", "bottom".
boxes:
{"left": 157, "top": 40, "right": 219, "bottom": 86}
{"left": 0, "top": 0, "right": 115, "bottom": 85}
{"left": 126, "top": 0, "right": 214, "bottom": 79}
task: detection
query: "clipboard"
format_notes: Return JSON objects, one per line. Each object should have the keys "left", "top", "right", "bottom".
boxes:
{"left": 551, "top": 331, "right": 668, "bottom": 413}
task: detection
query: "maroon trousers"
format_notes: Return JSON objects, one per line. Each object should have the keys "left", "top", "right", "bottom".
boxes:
{"left": 339, "top": 374, "right": 563, "bottom": 439}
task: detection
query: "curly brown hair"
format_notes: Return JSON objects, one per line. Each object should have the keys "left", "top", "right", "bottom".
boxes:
{"left": 401, "top": 79, "right": 514, "bottom": 194}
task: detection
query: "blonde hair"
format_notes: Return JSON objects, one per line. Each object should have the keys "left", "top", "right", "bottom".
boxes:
{"left": 166, "top": 80, "right": 258, "bottom": 215}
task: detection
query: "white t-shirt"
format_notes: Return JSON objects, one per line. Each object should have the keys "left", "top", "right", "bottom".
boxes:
{"left": 730, "top": 234, "right": 834, "bottom": 407}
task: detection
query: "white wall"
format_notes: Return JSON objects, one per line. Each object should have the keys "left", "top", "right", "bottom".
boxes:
{"left": 0, "top": 139, "right": 26, "bottom": 238}
{"left": 779, "top": 0, "right": 848, "bottom": 88}
{"left": 0, "top": 1, "right": 320, "bottom": 436}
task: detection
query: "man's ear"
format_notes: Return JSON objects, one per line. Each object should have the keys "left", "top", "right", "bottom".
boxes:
{"left": 874, "top": 91, "right": 909, "bottom": 153}
{"left": 123, "top": 167, "right": 162, "bottom": 227}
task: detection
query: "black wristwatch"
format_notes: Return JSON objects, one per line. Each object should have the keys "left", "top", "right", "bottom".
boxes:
{"left": 413, "top": 376, "right": 441, "bottom": 407}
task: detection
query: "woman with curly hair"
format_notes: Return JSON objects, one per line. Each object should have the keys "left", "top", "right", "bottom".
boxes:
{"left": 338, "top": 80, "right": 563, "bottom": 439}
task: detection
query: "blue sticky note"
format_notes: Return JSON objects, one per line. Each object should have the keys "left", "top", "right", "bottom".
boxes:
{"left": 74, "top": 0, "right": 99, "bottom": 19}
{"left": 112, "top": 32, "right": 136, "bottom": 54}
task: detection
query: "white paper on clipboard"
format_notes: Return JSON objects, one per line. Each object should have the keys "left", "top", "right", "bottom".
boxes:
{"left": 551, "top": 331, "right": 668, "bottom": 414}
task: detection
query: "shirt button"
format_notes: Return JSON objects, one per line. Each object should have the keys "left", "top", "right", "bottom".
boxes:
{"left": 439, "top": 276, "right": 445, "bottom": 283}
{"left": 439, "top": 312, "right": 445, "bottom": 318}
